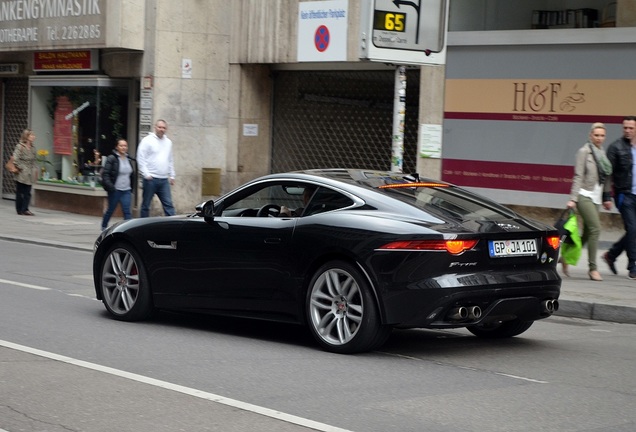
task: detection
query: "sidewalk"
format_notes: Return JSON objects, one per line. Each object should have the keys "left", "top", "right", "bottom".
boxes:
{"left": 1, "top": 198, "right": 636, "bottom": 325}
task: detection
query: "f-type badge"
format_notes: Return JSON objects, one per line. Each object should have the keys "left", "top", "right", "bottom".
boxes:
{"left": 496, "top": 223, "right": 521, "bottom": 231}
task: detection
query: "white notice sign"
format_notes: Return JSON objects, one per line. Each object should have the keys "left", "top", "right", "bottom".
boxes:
{"left": 419, "top": 123, "right": 442, "bottom": 158}
{"left": 243, "top": 124, "right": 258, "bottom": 136}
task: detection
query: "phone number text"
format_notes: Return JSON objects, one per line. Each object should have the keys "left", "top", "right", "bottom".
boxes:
{"left": 46, "top": 24, "right": 101, "bottom": 41}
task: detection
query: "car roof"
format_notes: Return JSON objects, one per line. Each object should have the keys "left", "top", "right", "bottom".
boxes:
{"left": 262, "top": 168, "right": 448, "bottom": 191}
{"left": 242, "top": 169, "right": 453, "bottom": 216}
{"left": 250, "top": 169, "right": 519, "bottom": 220}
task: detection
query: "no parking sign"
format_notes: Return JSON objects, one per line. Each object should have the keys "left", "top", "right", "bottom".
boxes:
{"left": 297, "top": 0, "right": 348, "bottom": 62}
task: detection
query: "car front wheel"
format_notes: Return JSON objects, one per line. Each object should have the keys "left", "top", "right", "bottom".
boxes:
{"left": 99, "top": 242, "right": 152, "bottom": 321}
{"left": 306, "top": 261, "right": 391, "bottom": 354}
{"left": 467, "top": 319, "right": 534, "bottom": 338}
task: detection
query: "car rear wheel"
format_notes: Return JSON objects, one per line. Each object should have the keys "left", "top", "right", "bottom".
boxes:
{"left": 306, "top": 261, "right": 391, "bottom": 354}
{"left": 99, "top": 242, "right": 152, "bottom": 321}
{"left": 467, "top": 319, "right": 534, "bottom": 338}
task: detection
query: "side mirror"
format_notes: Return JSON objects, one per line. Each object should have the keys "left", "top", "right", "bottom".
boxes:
{"left": 197, "top": 200, "right": 215, "bottom": 221}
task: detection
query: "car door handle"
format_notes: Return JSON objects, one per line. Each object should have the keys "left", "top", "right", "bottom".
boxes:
{"left": 264, "top": 238, "right": 282, "bottom": 244}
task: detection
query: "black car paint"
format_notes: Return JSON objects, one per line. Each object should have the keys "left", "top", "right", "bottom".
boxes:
{"left": 93, "top": 169, "right": 561, "bottom": 348}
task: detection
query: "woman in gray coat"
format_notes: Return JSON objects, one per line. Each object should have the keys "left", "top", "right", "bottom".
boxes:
{"left": 12, "top": 129, "right": 38, "bottom": 216}
{"left": 564, "top": 122, "right": 613, "bottom": 280}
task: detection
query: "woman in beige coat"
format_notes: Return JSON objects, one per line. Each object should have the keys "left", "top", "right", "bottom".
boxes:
{"left": 12, "top": 129, "right": 38, "bottom": 216}
{"left": 564, "top": 122, "right": 613, "bottom": 280}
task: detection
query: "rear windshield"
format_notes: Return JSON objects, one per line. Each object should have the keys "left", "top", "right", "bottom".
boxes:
{"left": 355, "top": 173, "right": 518, "bottom": 221}
{"left": 382, "top": 184, "right": 517, "bottom": 221}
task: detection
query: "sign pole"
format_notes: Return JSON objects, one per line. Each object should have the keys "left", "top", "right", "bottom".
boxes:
{"left": 391, "top": 65, "right": 407, "bottom": 173}
{"left": 363, "top": 0, "right": 448, "bottom": 172}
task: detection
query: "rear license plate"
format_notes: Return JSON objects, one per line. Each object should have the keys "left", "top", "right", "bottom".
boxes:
{"left": 488, "top": 239, "right": 537, "bottom": 258}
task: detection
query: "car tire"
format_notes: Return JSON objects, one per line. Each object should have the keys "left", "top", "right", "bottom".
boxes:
{"left": 466, "top": 319, "right": 534, "bottom": 338}
{"left": 99, "top": 242, "right": 153, "bottom": 321}
{"left": 306, "top": 260, "right": 391, "bottom": 354}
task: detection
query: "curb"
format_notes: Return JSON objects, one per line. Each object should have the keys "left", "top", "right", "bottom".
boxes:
{"left": 556, "top": 299, "right": 636, "bottom": 325}
{"left": 0, "top": 235, "right": 92, "bottom": 253}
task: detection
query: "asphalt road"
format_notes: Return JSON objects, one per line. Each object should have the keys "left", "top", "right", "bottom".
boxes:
{"left": 2, "top": 240, "right": 636, "bottom": 432}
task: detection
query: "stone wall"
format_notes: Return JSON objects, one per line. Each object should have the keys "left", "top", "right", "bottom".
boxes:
{"left": 141, "top": 0, "right": 232, "bottom": 214}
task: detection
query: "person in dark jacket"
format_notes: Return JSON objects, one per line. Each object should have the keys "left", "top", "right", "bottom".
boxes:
{"left": 101, "top": 139, "right": 135, "bottom": 230}
{"left": 604, "top": 116, "right": 636, "bottom": 279}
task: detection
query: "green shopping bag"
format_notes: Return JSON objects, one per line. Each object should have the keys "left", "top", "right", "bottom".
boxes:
{"left": 560, "top": 210, "right": 582, "bottom": 265}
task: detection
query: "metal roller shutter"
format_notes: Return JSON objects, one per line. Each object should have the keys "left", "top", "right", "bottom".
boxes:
{"left": 271, "top": 70, "right": 420, "bottom": 174}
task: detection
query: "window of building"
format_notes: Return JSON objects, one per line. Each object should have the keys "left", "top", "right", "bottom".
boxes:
{"left": 29, "top": 77, "right": 132, "bottom": 181}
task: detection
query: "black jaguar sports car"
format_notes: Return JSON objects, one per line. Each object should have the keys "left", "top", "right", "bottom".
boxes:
{"left": 93, "top": 169, "right": 561, "bottom": 354}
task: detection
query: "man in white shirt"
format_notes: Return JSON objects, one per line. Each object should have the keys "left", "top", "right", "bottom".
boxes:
{"left": 137, "top": 119, "right": 176, "bottom": 217}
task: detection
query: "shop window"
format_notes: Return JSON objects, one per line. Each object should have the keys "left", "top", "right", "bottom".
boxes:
{"left": 30, "top": 78, "right": 130, "bottom": 182}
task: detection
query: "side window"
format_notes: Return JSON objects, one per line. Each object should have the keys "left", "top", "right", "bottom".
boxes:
{"left": 221, "top": 186, "right": 270, "bottom": 216}
{"left": 304, "top": 187, "right": 354, "bottom": 216}
{"left": 219, "top": 182, "right": 354, "bottom": 217}
{"left": 221, "top": 183, "right": 308, "bottom": 217}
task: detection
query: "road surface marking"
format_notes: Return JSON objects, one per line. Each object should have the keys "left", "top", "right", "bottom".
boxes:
{"left": 0, "top": 278, "right": 50, "bottom": 291}
{"left": 0, "top": 339, "right": 353, "bottom": 432}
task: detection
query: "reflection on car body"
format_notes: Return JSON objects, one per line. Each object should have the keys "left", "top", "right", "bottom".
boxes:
{"left": 93, "top": 169, "right": 561, "bottom": 354}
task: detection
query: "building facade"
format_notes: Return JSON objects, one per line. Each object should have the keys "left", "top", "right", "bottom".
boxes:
{"left": 0, "top": 0, "right": 235, "bottom": 216}
{"left": 0, "top": 0, "right": 633, "bottom": 218}
{"left": 445, "top": 0, "right": 635, "bottom": 212}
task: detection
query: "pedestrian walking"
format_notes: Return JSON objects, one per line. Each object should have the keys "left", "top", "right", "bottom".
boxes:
{"left": 604, "top": 116, "right": 636, "bottom": 279}
{"left": 564, "top": 122, "right": 613, "bottom": 281}
{"left": 137, "top": 119, "right": 176, "bottom": 217}
{"left": 101, "top": 139, "right": 135, "bottom": 230}
{"left": 12, "top": 129, "right": 38, "bottom": 216}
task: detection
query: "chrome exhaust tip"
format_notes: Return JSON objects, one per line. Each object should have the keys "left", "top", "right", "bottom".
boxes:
{"left": 447, "top": 306, "right": 468, "bottom": 320}
{"left": 468, "top": 306, "right": 482, "bottom": 320}
{"left": 541, "top": 299, "right": 558, "bottom": 314}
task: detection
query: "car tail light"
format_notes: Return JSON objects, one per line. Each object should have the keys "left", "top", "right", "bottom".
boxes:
{"left": 379, "top": 239, "right": 478, "bottom": 255}
{"left": 547, "top": 235, "right": 560, "bottom": 250}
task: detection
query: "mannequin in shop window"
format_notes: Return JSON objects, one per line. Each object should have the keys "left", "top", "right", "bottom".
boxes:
{"left": 83, "top": 148, "right": 102, "bottom": 175}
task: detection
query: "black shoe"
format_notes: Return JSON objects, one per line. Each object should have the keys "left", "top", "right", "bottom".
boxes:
{"left": 629, "top": 273, "right": 636, "bottom": 280}
{"left": 603, "top": 252, "right": 617, "bottom": 275}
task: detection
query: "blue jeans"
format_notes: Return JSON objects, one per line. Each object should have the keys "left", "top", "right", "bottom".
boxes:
{"left": 102, "top": 189, "right": 132, "bottom": 229}
{"left": 141, "top": 177, "right": 175, "bottom": 217}
{"left": 609, "top": 193, "right": 636, "bottom": 273}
